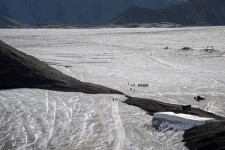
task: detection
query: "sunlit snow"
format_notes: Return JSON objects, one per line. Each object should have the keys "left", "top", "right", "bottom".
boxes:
{"left": 0, "top": 26, "right": 225, "bottom": 149}
{"left": 153, "top": 112, "right": 215, "bottom": 130}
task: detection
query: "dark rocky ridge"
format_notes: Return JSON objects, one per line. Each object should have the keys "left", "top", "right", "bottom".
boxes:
{"left": 124, "top": 96, "right": 225, "bottom": 121}
{"left": 0, "top": 40, "right": 123, "bottom": 94}
{"left": 183, "top": 121, "right": 225, "bottom": 150}
{"left": 109, "top": 0, "right": 225, "bottom": 26}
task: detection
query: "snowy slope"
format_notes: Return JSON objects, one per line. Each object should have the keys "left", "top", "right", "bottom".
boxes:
{"left": 0, "top": 27, "right": 225, "bottom": 149}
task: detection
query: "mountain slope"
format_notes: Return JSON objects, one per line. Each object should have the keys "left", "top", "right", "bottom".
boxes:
{"left": 109, "top": 0, "right": 225, "bottom": 26}
{"left": 0, "top": 40, "right": 123, "bottom": 94}
{"left": 0, "top": 0, "right": 185, "bottom": 25}
{"left": 183, "top": 121, "right": 225, "bottom": 150}
{"left": 0, "top": 16, "right": 29, "bottom": 28}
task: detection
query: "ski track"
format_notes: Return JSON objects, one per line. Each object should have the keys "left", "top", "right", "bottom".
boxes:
{"left": 112, "top": 99, "right": 125, "bottom": 150}
{"left": 145, "top": 52, "right": 181, "bottom": 71}
{"left": 92, "top": 97, "right": 108, "bottom": 149}
{"left": 48, "top": 98, "right": 56, "bottom": 142}
{"left": 45, "top": 91, "right": 49, "bottom": 114}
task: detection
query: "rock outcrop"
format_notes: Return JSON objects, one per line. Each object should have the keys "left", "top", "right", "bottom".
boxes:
{"left": 183, "top": 121, "right": 225, "bottom": 150}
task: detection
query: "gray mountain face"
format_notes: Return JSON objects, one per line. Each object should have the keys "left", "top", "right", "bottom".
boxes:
{"left": 0, "top": 16, "right": 29, "bottom": 28}
{"left": 109, "top": 0, "right": 225, "bottom": 26}
{"left": 0, "top": 0, "right": 184, "bottom": 25}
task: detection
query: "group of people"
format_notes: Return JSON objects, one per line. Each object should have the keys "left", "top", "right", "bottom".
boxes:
{"left": 128, "top": 83, "right": 149, "bottom": 93}
{"left": 112, "top": 98, "right": 118, "bottom": 101}
{"left": 128, "top": 83, "right": 149, "bottom": 87}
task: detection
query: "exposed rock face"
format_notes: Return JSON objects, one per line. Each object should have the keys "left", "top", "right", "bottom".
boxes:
{"left": 109, "top": 0, "right": 225, "bottom": 26}
{"left": 0, "top": 0, "right": 184, "bottom": 25}
{"left": 0, "top": 40, "right": 123, "bottom": 94}
{"left": 183, "top": 121, "right": 225, "bottom": 150}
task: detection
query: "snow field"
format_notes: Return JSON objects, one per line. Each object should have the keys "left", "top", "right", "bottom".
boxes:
{"left": 1, "top": 27, "right": 225, "bottom": 149}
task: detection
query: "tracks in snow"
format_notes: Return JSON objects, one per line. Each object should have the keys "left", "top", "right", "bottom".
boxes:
{"left": 206, "top": 94, "right": 224, "bottom": 116}
{"left": 112, "top": 100, "right": 125, "bottom": 150}
{"left": 45, "top": 91, "right": 49, "bottom": 114}
{"left": 144, "top": 52, "right": 182, "bottom": 71}
{"left": 93, "top": 98, "right": 107, "bottom": 148}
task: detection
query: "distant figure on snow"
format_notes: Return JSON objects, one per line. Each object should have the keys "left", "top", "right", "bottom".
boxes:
{"left": 194, "top": 96, "right": 205, "bottom": 101}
